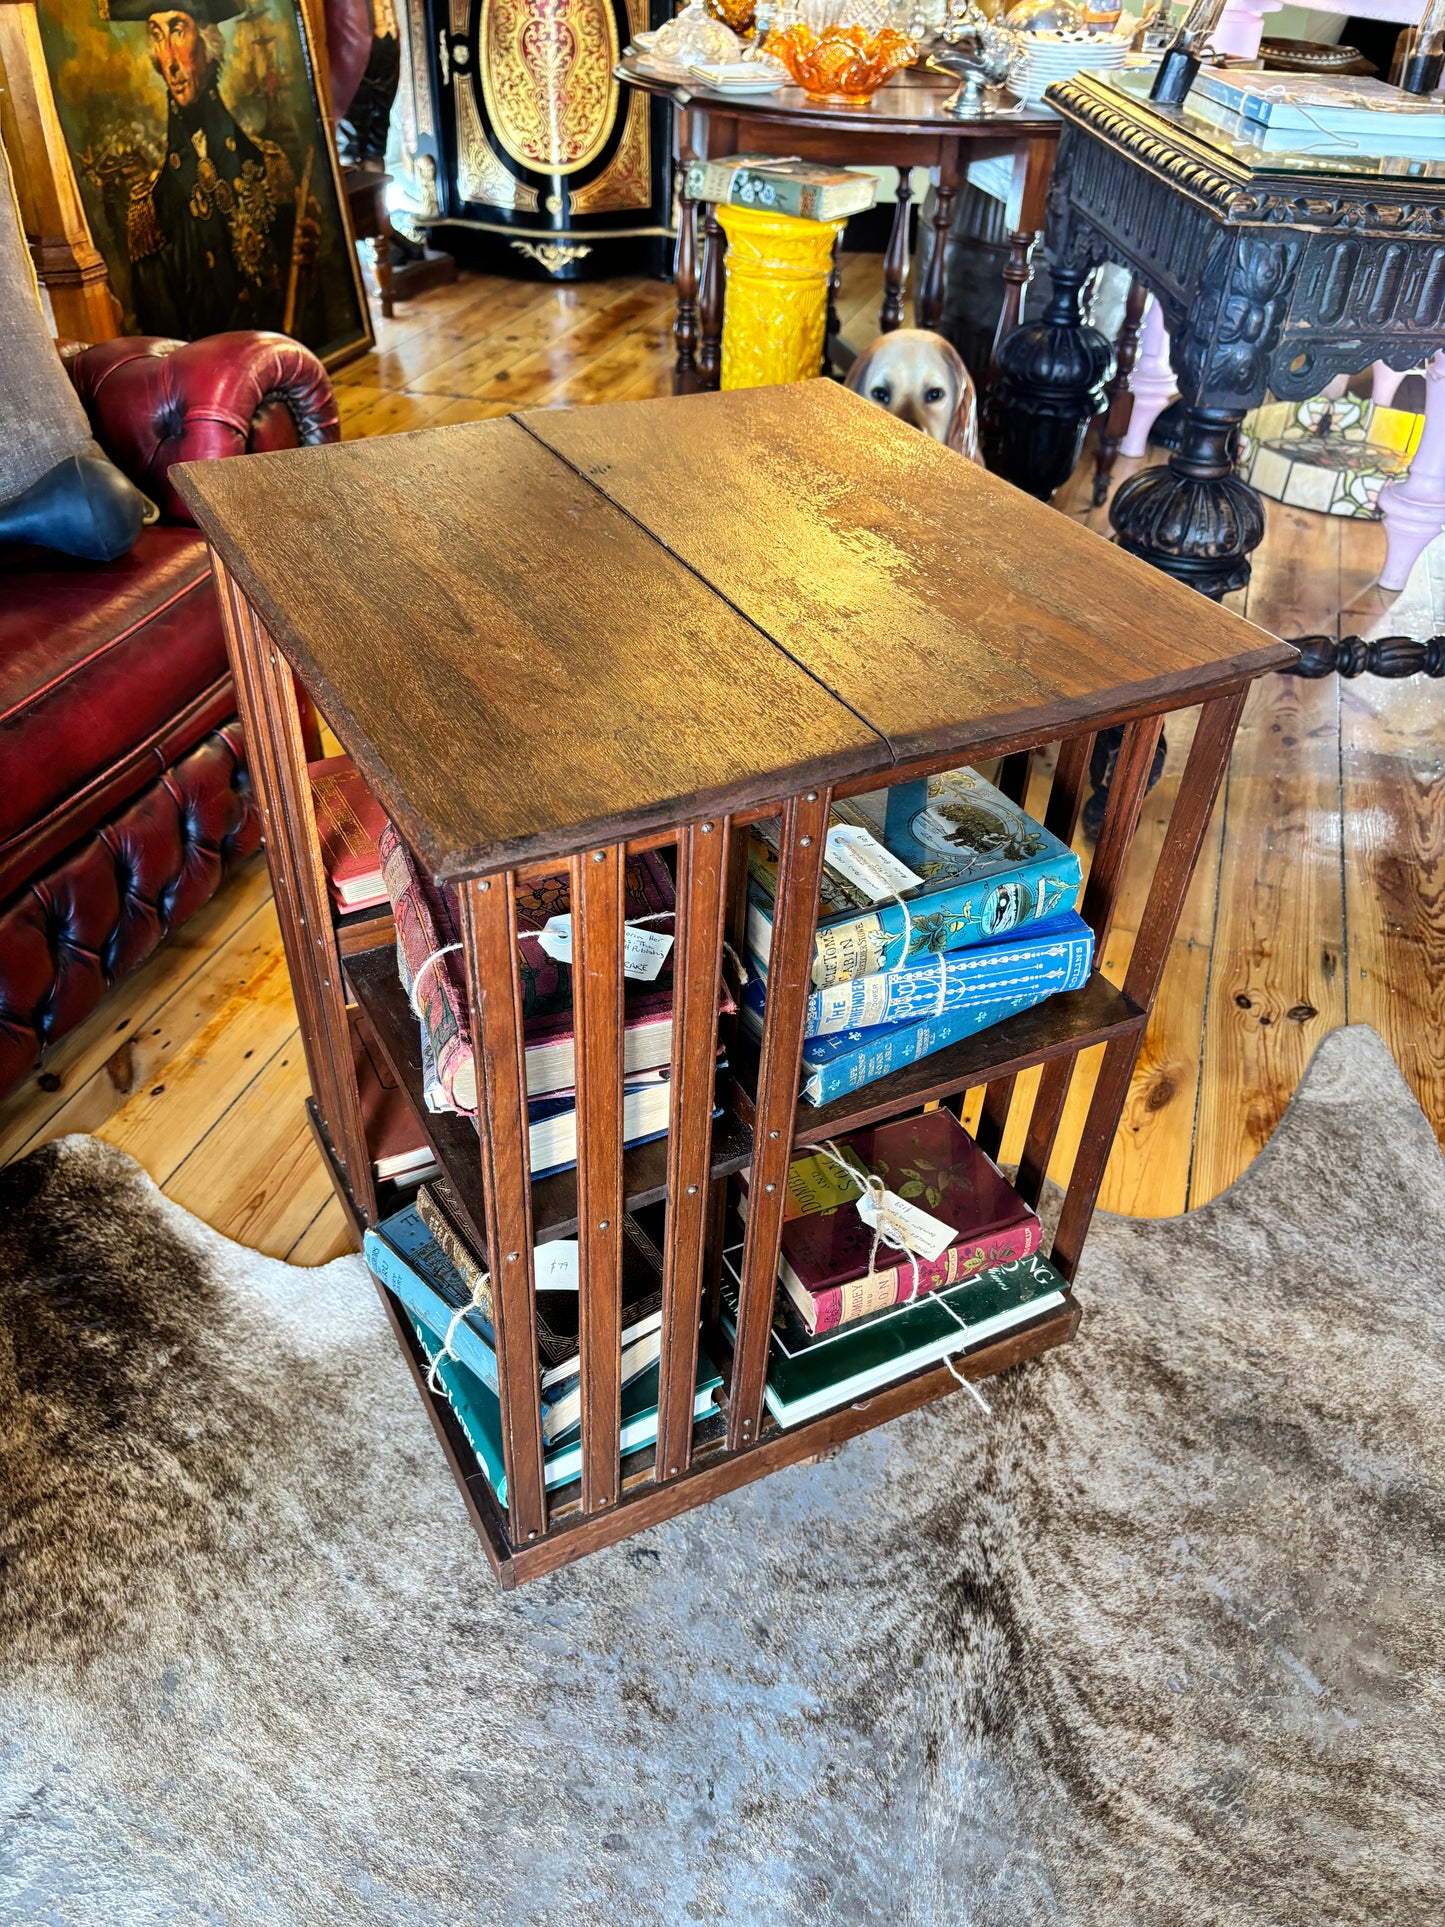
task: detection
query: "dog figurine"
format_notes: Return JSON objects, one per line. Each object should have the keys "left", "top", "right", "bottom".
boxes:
{"left": 844, "top": 328, "right": 981, "bottom": 463}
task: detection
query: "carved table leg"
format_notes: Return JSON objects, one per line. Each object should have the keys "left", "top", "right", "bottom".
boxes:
{"left": 1378, "top": 351, "right": 1445, "bottom": 593}
{"left": 698, "top": 206, "right": 725, "bottom": 390}
{"left": 1285, "top": 631, "right": 1445, "bottom": 678}
{"left": 673, "top": 172, "right": 701, "bottom": 395}
{"left": 1119, "top": 295, "right": 1175, "bottom": 458}
{"left": 370, "top": 233, "right": 395, "bottom": 320}
{"left": 826, "top": 230, "right": 842, "bottom": 370}
{"left": 880, "top": 168, "right": 914, "bottom": 333}
{"left": 1092, "top": 274, "right": 1147, "bottom": 505}
{"left": 1109, "top": 403, "right": 1265, "bottom": 600}
{"left": 918, "top": 172, "right": 955, "bottom": 333}
{"left": 984, "top": 260, "right": 1112, "bottom": 499}
{"left": 988, "top": 136, "right": 1053, "bottom": 385}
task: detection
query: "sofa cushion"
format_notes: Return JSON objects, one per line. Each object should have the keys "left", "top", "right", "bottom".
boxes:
{"left": 0, "top": 525, "right": 235, "bottom": 901}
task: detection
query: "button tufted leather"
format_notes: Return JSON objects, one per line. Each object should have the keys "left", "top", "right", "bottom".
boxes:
{"left": 0, "top": 330, "right": 338, "bottom": 1102}
{"left": 0, "top": 726, "right": 261, "bottom": 1095}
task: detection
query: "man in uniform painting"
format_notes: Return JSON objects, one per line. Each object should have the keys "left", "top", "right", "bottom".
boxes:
{"left": 105, "top": 0, "right": 317, "bottom": 338}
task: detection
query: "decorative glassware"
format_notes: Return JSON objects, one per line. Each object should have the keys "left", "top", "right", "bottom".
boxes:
{"left": 706, "top": 0, "right": 760, "bottom": 36}
{"left": 928, "top": 17, "right": 1018, "bottom": 112}
{"left": 651, "top": 1, "right": 745, "bottom": 64}
{"left": 1399, "top": 0, "right": 1445, "bottom": 93}
{"left": 763, "top": 19, "right": 918, "bottom": 98}
{"left": 1004, "top": 0, "right": 1083, "bottom": 29}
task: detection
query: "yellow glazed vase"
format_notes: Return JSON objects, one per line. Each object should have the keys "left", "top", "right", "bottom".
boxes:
{"left": 717, "top": 205, "right": 847, "bottom": 392}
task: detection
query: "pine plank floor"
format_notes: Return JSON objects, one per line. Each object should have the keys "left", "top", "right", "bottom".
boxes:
{"left": 5, "top": 258, "right": 1443, "bottom": 1262}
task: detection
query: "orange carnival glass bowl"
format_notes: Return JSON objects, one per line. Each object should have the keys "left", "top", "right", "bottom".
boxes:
{"left": 762, "top": 22, "right": 917, "bottom": 101}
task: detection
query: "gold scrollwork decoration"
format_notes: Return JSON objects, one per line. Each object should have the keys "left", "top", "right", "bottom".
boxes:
{"left": 569, "top": 89, "right": 650, "bottom": 216}
{"left": 455, "top": 72, "right": 541, "bottom": 209}
{"left": 481, "top": 0, "right": 620, "bottom": 176}
{"left": 511, "top": 239, "right": 593, "bottom": 271}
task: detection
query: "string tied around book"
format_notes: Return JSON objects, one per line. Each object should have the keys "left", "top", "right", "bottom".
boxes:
{"left": 425, "top": 1277, "right": 491, "bottom": 1395}
{"left": 812, "top": 1138, "right": 991, "bottom": 1418}
{"left": 409, "top": 942, "right": 463, "bottom": 1018}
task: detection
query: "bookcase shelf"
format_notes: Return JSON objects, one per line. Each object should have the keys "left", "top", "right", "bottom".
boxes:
{"left": 731, "top": 972, "right": 1146, "bottom": 1146}
{"left": 179, "top": 381, "right": 1293, "bottom": 1588}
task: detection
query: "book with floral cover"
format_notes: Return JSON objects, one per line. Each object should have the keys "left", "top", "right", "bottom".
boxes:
{"left": 738, "top": 1107, "right": 1040, "bottom": 1333}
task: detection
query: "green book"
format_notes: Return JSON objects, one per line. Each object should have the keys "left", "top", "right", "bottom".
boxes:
{"left": 409, "top": 1315, "right": 723, "bottom": 1504}
{"left": 720, "top": 1245, "right": 1067, "bottom": 1427}
{"left": 682, "top": 155, "right": 877, "bottom": 223}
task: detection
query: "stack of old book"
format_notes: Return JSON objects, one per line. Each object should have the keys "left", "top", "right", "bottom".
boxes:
{"left": 723, "top": 1108, "right": 1069, "bottom": 1425}
{"left": 364, "top": 1186, "right": 722, "bottom": 1500}
{"left": 378, "top": 825, "right": 730, "bottom": 1178}
{"left": 743, "top": 763, "right": 1091, "bottom": 1106}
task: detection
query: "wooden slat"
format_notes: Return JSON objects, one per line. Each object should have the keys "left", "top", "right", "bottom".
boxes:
{"left": 458, "top": 876, "right": 547, "bottom": 1546}
{"left": 728, "top": 788, "right": 831, "bottom": 1450}
{"left": 1014, "top": 714, "right": 1162, "bottom": 1208}
{"left": 1052, "top": 687, "right": 1248, "bottom": 1277}
{"left": 176, "top": 423, "right": 884, "bottom": 882}
{"left": 1044, "top": 730, "right": 1095, "bottom": 846}
{"left": 657, "top": 817, "right": 731, "bottom": 1482}
{"left": 211, "top": 557, "right": 376, "bottom": 1223}
{"left": 571, "top": 845, "right": 626, "bottom": 1515}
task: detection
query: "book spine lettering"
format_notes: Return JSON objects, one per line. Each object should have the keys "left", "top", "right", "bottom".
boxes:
{"left": 799, "top": 988, "right": 1047, "bottom": 1106}
{"left": 804, "top": 930, "right": 1092, "bottom": 1037}
{"left": 363, "top": 1229, "right": 499, "bottom": 1393}
{"left": 414, "top": 1192, "right": 493, "bottom": 1323}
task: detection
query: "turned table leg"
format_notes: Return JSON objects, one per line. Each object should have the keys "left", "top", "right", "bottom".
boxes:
{"left": 698, "top": 206, "right": 725, "bottom": 389}
{"left": 673, "top": 169, "right": 701, "bottom": 395}
{"left": 1110, "top": 402, "right": 1265, "bottom": 599}
{"left": 880, "top": 168, "right": 914, "bottom": 333}
{"left": 918, "top": 171, "right": 955, "bottom": 333}
{"left": 988, "top": 136, "right": 1053, "bottom": 385}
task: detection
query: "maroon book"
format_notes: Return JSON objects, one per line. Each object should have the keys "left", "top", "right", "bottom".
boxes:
{"left": 751, "top": 1108, "right": 1042, "bottom": 1334}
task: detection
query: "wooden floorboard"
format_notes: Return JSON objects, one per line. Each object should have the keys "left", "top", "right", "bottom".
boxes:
{"left": 7, "top": 258, "right": 1445, "bottom": 1259}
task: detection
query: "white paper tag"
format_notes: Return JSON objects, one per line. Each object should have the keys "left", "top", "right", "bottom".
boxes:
{"left": 825, "top": 824, "right": 925, "bottom": 904}
{"left": 533, "top": 1240, "right": 579, "bottom": 1291}
{"left": 856, "top": 1189, "right": 956, "bottom": 1263}
{"left": 535, "top": 917, "right": 674, "bottom": 982}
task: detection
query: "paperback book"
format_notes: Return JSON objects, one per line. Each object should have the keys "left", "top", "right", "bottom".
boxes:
{"left": 752, "top": 911, "right": 1094, "bottom": 1038}
{"left": 742, "top": 982, "right": 1053, "bottom": 1107}
{"left": 737, "top": 1108, "right": 1041, "bottom": 1332}
{"left": 748, "top": 764, "right": 1082, "bottom": 987}
{"left": 720, "top": 1245, "right": 1067, "bottom": 1427}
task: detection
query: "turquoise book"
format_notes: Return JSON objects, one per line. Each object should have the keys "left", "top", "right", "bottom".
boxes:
{"left": 365, "top": 1206, "right": 498, "bottom": 1392}
{"left": 408, "top": 1317, "right": 724, "bottom": 1505}
{"left": 719, "top": 1246, "right": 1067, "bottom": 1427}
{"left": 742, "top": 983, "right": 1051, "bottom": 1107}
{"left": 747, "top": 764, "right": 1082, "bottom": 988}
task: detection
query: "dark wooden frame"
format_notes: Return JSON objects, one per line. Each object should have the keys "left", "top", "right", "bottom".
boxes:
{"left": 183, "top": 384, "right": 1291, "bottom": 1589}
{"left": 614, "top": 61, "right": 1057, "bottom": 391}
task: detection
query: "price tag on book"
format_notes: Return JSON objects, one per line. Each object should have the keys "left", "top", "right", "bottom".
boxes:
{"left": 855, "top": 1189, "right": 956, "bottom": 1263}
{"left": 536, "top": 916, "right": 673, "bottom": 981}
{"left": 825, "top": 824, "right": 924, "bottom": 905}
{"left": 533, "top": 1240, "right": 579, "bottom": 1291}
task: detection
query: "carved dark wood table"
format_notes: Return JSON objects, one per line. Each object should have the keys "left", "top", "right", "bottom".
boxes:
{"left": 989, "top": 67, "right": 1445, "bottom": 607}
{"left": 616, "top": 58, "right": 1059, "bottom": 391}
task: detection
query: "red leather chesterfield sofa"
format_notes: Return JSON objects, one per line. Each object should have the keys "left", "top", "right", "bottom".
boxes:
{"left": 0, "top": 331, "right": 339, "bottom": 1102}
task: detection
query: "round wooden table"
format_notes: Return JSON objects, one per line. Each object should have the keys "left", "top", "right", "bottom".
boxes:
{"left": 615, "top": 57, "right": 1059, "bottom": 391}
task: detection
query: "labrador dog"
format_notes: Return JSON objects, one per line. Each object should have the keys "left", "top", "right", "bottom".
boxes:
{"left": 844, "top": 328, "right": 981, "bottom": 463}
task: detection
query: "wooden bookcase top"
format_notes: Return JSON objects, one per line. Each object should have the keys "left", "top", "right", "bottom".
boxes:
{"left": 176, "top": 382, "right": 1291, "bottom": 882}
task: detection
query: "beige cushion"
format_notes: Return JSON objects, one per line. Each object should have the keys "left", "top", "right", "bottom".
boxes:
{"left": 0, "top": 134, "right": 93, "bottom": 508}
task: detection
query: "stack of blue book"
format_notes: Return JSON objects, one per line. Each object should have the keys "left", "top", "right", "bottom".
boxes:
{"left": 743, "top": 764, "right": 1091, "bottom": 1106}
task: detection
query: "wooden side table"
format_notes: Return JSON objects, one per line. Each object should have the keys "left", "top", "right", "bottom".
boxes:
{"left": 176, "top": 381, "right": 1291, "bottom": 1588}
{"left": 987, "top": 68, "right": 1445, "bottom": 602}
{"left": 616, "top": 61, "right": 1058, "bottom": 390}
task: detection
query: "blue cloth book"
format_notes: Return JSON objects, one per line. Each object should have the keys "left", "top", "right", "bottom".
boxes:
{"left": 743, "top": 983, "right": 1054, "bottom": 1107}
{"left": 407, "top": 1316, "right": 724, "bottom": 1504}
{"left": 747, "top": 764, "right": 1082, "bottom": 988}
{"left": 365, "top": 1206, "right": 500, "bottom": 1392}
{"left": 752, "top": 911, "right": 1093, "bottom": 1039}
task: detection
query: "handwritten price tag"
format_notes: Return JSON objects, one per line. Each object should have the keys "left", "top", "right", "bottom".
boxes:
{"left": 856, "top": 1189, "right": 956, "bottom": 1263}
{"left": 533, "top": 1240, "right": 579, "bottom": 1291}
{"left": 825, "top": 824, "right": 924, "bottom": 904}
{"left": 536, "top": 917, "right": 674, "bottom": 982}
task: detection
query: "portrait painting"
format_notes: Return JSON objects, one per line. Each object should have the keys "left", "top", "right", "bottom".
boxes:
{"left": 36, "top": 0, "right": 373, "bottom": 367}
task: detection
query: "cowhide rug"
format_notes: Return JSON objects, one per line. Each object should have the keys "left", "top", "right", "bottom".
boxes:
{"left": 1, "top": 1025, "right": 1442, "bottom": 1927}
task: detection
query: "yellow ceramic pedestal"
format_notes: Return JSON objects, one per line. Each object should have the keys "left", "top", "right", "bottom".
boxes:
{"left": 717, "top": 205, "right": 847, "bottom": 391}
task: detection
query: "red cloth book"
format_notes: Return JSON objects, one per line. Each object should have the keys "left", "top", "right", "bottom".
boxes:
{"left": 310, "top": 756, "right": 389, "bottom": 911}
{"left": 744, "top": 1108, "right": 1042, "bottom": 1334}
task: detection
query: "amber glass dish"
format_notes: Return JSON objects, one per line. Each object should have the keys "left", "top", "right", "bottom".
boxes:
{"left": 706, "top": 0, "right": 758, "bottom": 32}
{"left": 763, "top": 22, "right": 917, "bottom": 100}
